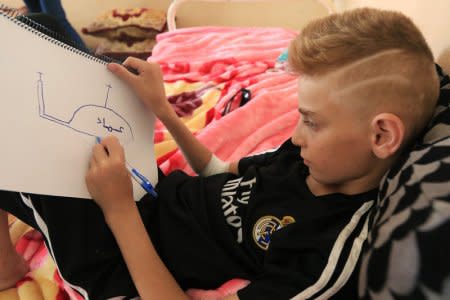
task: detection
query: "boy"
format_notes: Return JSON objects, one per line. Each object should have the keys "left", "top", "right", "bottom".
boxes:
{"left": 0, "top": 7, "right": 440, "bottom": 300}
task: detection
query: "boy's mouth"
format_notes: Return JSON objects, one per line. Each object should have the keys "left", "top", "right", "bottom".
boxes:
{"left": 301, "top": 156, "right": 310, "bottom": 166}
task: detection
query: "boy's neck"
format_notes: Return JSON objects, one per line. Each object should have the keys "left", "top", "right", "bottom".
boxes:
{"left": 306, "top": 174, "right": 381, "bottom": 197}
{"left": 305, "top": 155, "right": 398, "bottom": 197}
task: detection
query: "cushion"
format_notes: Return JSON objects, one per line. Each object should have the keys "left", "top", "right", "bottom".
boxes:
{"left": 95, "top": 38, "right": 156, "bottom": 61}
{"left": 358, "top": 65, "right": 450, "bottom": 299}
{"left": 82, "top": 8, "right": 166, "bottom": 42}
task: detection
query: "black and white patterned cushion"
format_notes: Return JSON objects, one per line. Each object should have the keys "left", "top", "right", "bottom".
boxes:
{"left": 358, "top": 66, "right": 450, "bottom": 300}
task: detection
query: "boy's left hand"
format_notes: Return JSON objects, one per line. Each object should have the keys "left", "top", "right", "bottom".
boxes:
{"left": 107, "top": 58, "right": 172, "bottom": 119}
{"left": 85, "top": 136, "right": 134, "bottom": 215}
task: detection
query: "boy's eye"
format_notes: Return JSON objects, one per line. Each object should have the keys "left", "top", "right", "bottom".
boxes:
{"left": 303, "top": 119, "right": 317, "bottom": 129}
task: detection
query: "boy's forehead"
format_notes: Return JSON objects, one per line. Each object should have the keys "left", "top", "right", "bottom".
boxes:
{"left": 298, "top": 77, "right": 326, "bottom": 99}
{"left": 297, "top": 77, "right": 351, "bottom": 122}
{"left": 297, "top": 75, "right": 336, "bottom": 112}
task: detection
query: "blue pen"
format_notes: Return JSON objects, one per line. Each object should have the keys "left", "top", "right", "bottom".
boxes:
{"left": 126, "top": 162, "right": 158, "bottom": 198}
{"left": 95, "top": 137, "right": 158, "bottom": 198}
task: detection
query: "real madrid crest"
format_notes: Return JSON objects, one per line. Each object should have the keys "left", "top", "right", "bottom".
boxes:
{"left": 253, "top": 215, "right": 295, "bottom": 250}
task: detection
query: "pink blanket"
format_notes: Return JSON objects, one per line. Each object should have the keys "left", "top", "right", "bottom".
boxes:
{"left": 3, "top": 26, "right": 300, "bottom": 300}
{"left": 150, "top": 26, "right": 299, "bottom": 175}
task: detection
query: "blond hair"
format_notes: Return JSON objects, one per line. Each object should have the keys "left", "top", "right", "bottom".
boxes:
{"left": 289, "top": 8, "right": 440, "bottom": 145}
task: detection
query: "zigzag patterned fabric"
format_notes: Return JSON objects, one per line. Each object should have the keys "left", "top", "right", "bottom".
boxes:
{"left": 358, "top": 66, "right": 450, "bottom": 300}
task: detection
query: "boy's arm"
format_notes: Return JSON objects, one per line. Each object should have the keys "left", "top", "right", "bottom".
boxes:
{"left": 228, "top": 162, "right": 239, "bottom": 174}
{"left": 106, "top": 205, "right": 190, "bottom": 300}
{"left": 107, "top": 208, "right": 242, "bottom": 300}
{"left": 154, "top": 109, "right": 240, "bottom": 175}
{"left": 107, "top": 58, "right": 239, "bottom": 175}
{"left": 85, "top": 137, "right": 241, "bottom": 299}
{"left": 86, "top": 136, "right": 189, "bottom": 299}
{"left": 223, "top": 295, "right": 240, "bottom": 300}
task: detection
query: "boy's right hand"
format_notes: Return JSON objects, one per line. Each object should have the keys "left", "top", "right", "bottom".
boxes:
{"left": 85, "top": 136, "right": 134, "bottom": 216}
{"left": 107, "top": 58, "right": 173, "bottom": 120}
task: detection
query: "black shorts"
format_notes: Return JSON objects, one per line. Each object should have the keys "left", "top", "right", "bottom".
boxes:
{"left": 0, "top": 170, "right": 259, "bottom": 299}
{"left": 0, "top": 190, "right": 157, "bottom": 299}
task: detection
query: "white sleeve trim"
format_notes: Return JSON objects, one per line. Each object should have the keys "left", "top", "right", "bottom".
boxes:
{"left": 200, "top": 154, "right": 230, "bottom": 177}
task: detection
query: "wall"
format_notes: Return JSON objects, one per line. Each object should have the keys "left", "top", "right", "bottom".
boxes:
{"left": 2, "top": 0, "right": 449, "bottom": 71}
{"left": 2, "top": 0, "right": 327, "bottom": 49}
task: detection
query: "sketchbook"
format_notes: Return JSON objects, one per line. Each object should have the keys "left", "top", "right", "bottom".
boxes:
{"left": 0, "top": 7, "right": 157, "bottom": 200}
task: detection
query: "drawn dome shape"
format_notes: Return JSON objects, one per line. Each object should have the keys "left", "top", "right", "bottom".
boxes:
{"left": 37, "top": 72, "right": 134, "bottom": 144}
{"left": 68, "top": 105, "right": 133, "bottom": 144}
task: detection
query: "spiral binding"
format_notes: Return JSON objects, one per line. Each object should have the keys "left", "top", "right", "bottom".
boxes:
{"left": 0, "top": 4, "right": 119, "bottom": 65}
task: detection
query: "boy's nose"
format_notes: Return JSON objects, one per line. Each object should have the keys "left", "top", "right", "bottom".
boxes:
{"left": 292, "top": 123, "right": 306, "bottom": 148}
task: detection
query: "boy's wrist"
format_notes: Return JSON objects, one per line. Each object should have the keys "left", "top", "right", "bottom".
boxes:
{"left": 156, "top": 106, "right": 177, "bottom": 123}
{"left": 103, "top": 197, "right": 137, "bottom": 225}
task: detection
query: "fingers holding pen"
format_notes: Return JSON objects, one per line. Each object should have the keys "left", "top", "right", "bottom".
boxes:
{"left": 92, "top": 143, "right": 108, "bottom": 163}
{"left": 99, "top": 135, "right": 126, "bottom": 163}
{"left": 88, "top": 155, "right": 97, "bottom": 170}
{"left": 86, "top": 135, "right": 133, "bottom": 211}
{"left": 88, "top": 135, "right": 125, "bottom": 174}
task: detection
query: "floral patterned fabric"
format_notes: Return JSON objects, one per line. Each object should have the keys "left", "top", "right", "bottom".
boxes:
{"left": 358, "top": 66, "right": 450, "bottom": 300}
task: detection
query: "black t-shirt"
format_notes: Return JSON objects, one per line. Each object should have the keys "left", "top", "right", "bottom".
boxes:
{"left": 151, "top": 139, "right": 376, "bottom": 299}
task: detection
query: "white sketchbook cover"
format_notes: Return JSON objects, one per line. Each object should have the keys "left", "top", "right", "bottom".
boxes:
{"left": 0, "top": 12, "right": 157, "bottom": 200}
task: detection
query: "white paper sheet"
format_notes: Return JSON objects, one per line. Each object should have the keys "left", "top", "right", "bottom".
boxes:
{"left": 0, "top": 13, "right": 157, "bottom": 200}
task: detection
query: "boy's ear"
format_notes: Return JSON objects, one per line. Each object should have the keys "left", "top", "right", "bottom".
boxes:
{"left": 370, "top": 113, "right": 405, "bottom": 159}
